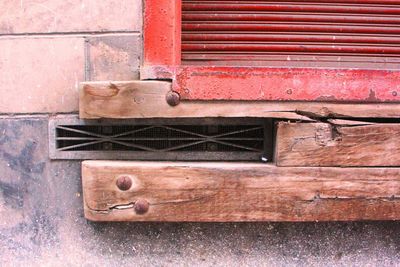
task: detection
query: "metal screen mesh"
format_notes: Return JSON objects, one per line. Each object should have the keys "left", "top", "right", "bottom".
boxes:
{"left": 50, "top": 117, "right": 272, "bottom": 161}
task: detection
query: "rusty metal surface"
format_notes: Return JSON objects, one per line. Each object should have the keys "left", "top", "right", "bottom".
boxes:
{"left": 143, "top": 0, "right": 400, "bottom": 102}
{"left": 173, "top": 66, "right": 400, "bottom": 101}
{"left": 2, "top": 115, "right": 400, "bottom": 266}
{"left": 181, "top": 0, "right": 400, "bottom": 67}
{"left": 141, "top": 64, "right": 400, "bottom": 102}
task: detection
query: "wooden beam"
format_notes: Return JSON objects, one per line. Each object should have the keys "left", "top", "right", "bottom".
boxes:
{"left": 82, "top": 161, "right": 400, "bottom": 222}
{"left": 80, "top": 81, "right": 400, "bottom": 120}
{"left": 276, "top": 121, "right": 400, "bottom": 167}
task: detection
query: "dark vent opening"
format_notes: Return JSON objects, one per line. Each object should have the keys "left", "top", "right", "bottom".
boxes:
{"left": 50, "top": 118, "right": 273, "bottom": 162}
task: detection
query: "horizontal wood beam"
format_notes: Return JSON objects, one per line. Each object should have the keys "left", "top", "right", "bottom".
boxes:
{"left": 276, "top": 121, "right": 400, "bottom": 167}
{"left": 82, "top": 161, "right": 400, "bottom": 222}
{"left": 80, "top": 81, "right": 400, "bottom": 120}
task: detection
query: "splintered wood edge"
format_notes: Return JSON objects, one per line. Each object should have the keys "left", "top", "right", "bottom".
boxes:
{"left": 79, "top": 81, "right": 400, "bottom": 120}
{"left": 275, "top": 122, "right": 400, "bottom": 167}
{"left": 82, "top": 161, "right": 400, "bottom": 222}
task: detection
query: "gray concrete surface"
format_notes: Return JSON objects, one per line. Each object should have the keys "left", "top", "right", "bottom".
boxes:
{"left": 1, "top": 115, "right": 400, "bottom": 267}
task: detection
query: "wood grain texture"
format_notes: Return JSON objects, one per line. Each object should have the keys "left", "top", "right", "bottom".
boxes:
{"left": 79, "top": 81, "right": 400, "bottom": 119}
{"left": 82, "top": 161, "right": 400, "bottom": 222}
{"left": 276, "top": 122, "right": 400, "bottom": 167}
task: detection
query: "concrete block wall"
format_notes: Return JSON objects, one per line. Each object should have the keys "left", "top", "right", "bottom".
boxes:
{"left": 0, "top": 0, "right": 142, "bottom": 113}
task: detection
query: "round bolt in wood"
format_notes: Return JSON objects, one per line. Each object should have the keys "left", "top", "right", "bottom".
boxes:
{"left": 134, "top": 199, "right": 150, "bottom": 214}
{"left": 166, "top": 91, "right": 180, "bottom": 106}
{"left": 116, "top": 175, "right": 133, "bottom": 191}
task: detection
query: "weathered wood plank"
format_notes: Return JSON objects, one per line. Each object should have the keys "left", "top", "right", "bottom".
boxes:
{"left": 82, "top": 161, "right": 400, "bottom": 222}
{"left": 80, "top": 81, "right": 400, "bottom": 120}
{"left": 276, "top": 122, "right": 400, "bottom": 167}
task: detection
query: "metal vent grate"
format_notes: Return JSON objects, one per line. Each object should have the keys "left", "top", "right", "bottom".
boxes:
{"left": 49, "top": 117, "right": 272, "bottom": 161}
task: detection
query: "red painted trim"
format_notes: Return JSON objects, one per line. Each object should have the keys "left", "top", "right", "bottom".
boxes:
{"left": 143, "top": 0, "right": 181, "bottom": 67}
{"left": 173, "top": 66, "right": 400, "bottom": 102}
{"left": 142, "top": 1, "right": 400, "bottom": 102}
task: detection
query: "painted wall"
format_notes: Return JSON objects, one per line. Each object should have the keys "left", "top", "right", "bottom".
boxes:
{"left": 0, "top": 0, "right": 141, "bottom": 113}
{"left": 1, "top": 1, "right": 400, "bottom": 266}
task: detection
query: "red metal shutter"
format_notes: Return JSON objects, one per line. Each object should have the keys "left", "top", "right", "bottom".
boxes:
{"left": 182, "top": 0, "right": 400, "bottom": 68}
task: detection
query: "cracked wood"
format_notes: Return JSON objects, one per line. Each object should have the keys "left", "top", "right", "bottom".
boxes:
{"left": 82, "top": 161, "right": 400, "bottom": 222}
{"left": 80, "top": 81, "right": 400, "bottom": 119}
{"left": 276, "top": 122, "right": 400, "bottom": 167}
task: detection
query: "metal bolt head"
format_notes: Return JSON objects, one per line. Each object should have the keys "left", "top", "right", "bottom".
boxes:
{"left": 116, "top": 175, "right": 132, "bottom": 191}
{"left": 166, "top": 91, "right": 180, "bottom": 106}
{"left": 134, "top": 199, "right": 150, "bottom": 214}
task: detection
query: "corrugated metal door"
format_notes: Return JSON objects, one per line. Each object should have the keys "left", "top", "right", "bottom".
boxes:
{"left": 182, "top": 0, "right": 400, "bottom": 68}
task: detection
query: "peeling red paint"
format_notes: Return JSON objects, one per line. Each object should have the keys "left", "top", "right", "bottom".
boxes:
{"left": 142, "top": 0, "right": 400, "bottom": 103}
{"left": 366, "top": 89, "right": 378, "bottom": 102}
{"left": 143, "top": 0, "right": 181, "bottom": 66}
{"left": 171, "top": 66, "right": 400, "bottom": 102}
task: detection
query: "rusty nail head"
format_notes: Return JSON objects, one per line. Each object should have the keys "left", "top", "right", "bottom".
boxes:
{"left": 116, "top": 175, "right": 132, "bottom": 191}
{"left": 134, "top": 199, "right": 150, "bottom": 214}
{"left": 166, "top": 91, "right": 180, "bottom": 106}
